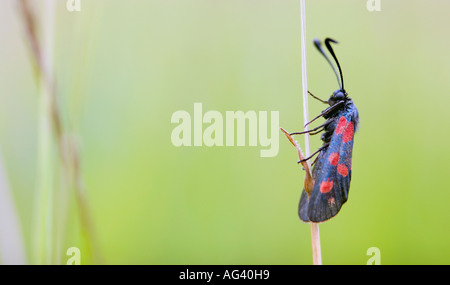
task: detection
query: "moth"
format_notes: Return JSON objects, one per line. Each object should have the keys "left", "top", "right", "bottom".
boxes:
{"left": 291, "top": 38, "right": 359, "bottom": 223}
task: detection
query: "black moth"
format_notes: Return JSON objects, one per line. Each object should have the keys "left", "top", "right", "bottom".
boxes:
{"left": 291, "top": 38, "right": 359, "bottom": 223}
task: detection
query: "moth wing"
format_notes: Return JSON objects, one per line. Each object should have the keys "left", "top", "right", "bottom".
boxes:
{"left": 300, "top": 110, "right": 357, "bottom": 223}
{"left": 298, "top": 190, "right": 310, "bottom": 222}
{"left": 298, "top": 142, "right": 328, "bottom": 222}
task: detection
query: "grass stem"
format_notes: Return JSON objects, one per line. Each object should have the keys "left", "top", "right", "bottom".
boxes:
{"left": 33, "top": 0, "right": 56, "bottom": 265}
{"left": 300, "top": 0, "right": 322, "bottom": 265}
{"left": 19, "top": 0, "right": 101, "bottom": 264}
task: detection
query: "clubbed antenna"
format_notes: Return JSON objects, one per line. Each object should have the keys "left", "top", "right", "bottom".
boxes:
{"left": 313, "top": 38, "right": 344, "bottom": 91}
{"left": 324, "top": 38, "right": 344, "bottom": 91}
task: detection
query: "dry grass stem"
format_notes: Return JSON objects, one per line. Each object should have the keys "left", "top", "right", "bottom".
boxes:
{"left": 300, "top": 0, "right": 322, "bottom": 265}
{"left": 18, "top": 0, "right": 101, "bottom": 264}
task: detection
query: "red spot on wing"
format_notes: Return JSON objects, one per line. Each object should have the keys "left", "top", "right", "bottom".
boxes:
{"left": 320, "top": 180, "right": 334, "bottom": 193}
{"left": 337, "top": 164, "right": 349, "bottom": 177}
{"left": 328, "top": 152, "right": 339, "bottom": 166}
{"left": 343, "top": 121, "right": 354, "bottom": 143}
{"left": 335, "top": 116, "right": 347, "bottom": 135}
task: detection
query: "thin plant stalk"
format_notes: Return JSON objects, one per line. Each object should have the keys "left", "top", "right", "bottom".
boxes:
{"left": 33, "top": 0, "right": 56, "bottom": 265}
{"left": 300, "top": 0, "right": 322, "bottom": 265}
{"left": 19, "top": 0, "right": 102, "bottom": 264}
{"left": 280, "top": 128, "right": 313, "bottom": 192}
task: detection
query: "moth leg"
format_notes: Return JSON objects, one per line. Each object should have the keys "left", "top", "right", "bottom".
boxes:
{"left": 289, "top": 121, "right": 328, "bottom": 136}
{"left": 309, "top": 128, "right": 324, "bottom": 136}
{"left": 305, "top": 100, "right": 345, "bottom": 128}
{"left": 297, "top": 143, "right": 329, "bottom": 164}
{"left": 311, "top": 154, "right": 320, "bottom": 167}
{"left": 308, "top": 91, "right": 328, "bottom": 104}
{"left": 300, "top": 153, "right": 321, "bottom": 171}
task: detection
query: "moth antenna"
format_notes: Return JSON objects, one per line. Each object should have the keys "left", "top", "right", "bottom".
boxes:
{"left": 313, "top": 38, "right": 342, "bottom": 90}
{"left": 324, "top": 38, "right": 344, "bottom": 91}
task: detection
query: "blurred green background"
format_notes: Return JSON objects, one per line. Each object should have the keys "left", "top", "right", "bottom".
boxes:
{"left": 0, "top": 0, "right": 450, "bottom": 264}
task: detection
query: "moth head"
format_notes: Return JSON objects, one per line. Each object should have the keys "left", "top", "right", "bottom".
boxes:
{"left": 328, "top": 89, "right": 347, "bottom": 106}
